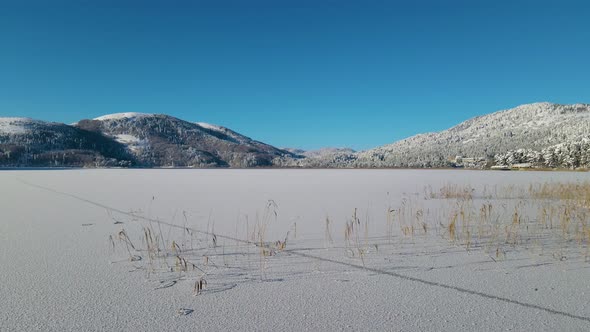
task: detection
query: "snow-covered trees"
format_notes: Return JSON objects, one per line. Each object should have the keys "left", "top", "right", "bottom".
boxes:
{"left": 2, "top": 103, "right": 590, "bottom": 169}
{"left": 494, "top": 138, "right": 590, "bottom": 169}
{"left": 352, "top": 103, "right": 590, "bottom": 169}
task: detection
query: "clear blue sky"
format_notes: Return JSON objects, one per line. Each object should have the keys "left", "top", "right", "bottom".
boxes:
{"left": 1, "top": 1, "right": 589, "bottom": 150}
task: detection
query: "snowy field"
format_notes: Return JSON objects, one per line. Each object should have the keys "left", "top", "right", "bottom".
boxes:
{"left": 1, "top": 169, "right": 590, "bottom": 331}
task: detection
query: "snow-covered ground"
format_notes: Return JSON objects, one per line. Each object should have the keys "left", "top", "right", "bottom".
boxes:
{"left": 1, "top": 169, "right": 589, "bottom": 331}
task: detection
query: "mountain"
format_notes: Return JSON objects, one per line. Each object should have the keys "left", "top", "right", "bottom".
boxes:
{"left": 355, "top": 102, "right": 590, "bottom": 168}
{"left": 276, "top": 102, "right": 590, "bottom": 169}
{"left": 0, "top": 117, "right": 132, "bottom": 167}
{"left": 303, "top": 147, "right": 356, "bottom": 158}
{"left": 76, "top": 113, "right": 294, "bottom": 167}
{"left": 2, "top": 102, "right": 589, "bottom": 169}
{"left": 282, "top": 148, "right": 306, "bottom": 156}
{"left": 277, "top": 147, "right": 357, "bottom": 167}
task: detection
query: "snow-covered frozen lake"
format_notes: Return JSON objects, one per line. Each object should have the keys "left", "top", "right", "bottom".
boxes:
{"left": 1, "top": 169, "right": 589, "bottom": 331}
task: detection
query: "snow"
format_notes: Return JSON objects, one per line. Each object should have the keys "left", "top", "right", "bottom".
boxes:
{"left": 0, "top": 117, "right": 39, "bottom": 134}
{"left": 195, "top": 122, "right": 250, "bottom": 143}
{"left": 195, "top": 122, "right": 223, "bottom": 131}
{"left": 94, "top": 113, "right": 151, "bottom": 121}
{"left": 348, "top": 102, "right": 590, "bottom": 168}
{"left": 1, "top": 169, "right": 590, "bottom": 331}
{"left": 114, "top": 134, "right": 141, "bottom": 144}
{"left": 112, "top": 134, "right": 148, "bottom": 153}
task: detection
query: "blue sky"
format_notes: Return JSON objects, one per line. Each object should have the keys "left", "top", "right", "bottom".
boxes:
{"left": 1, "top": 1, "right": 589, "bottom": 150}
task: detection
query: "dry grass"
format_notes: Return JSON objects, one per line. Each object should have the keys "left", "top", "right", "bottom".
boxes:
{"left": 324, "top": 216, "right": 334, "bottom": 247}
{"left": 108, "top": 200, "right": 294, "bottom": 295}
{"left": 428, "top": 184, "right": 475, "bottom": 200}
{"left": 381, "top": 180, "right": 590, "bottom": 263}
{"left": 107, "top": 180, "right": 590, "bottom": 300}
{"left": 377, "top": 178, "right": 583, "bottom": 268}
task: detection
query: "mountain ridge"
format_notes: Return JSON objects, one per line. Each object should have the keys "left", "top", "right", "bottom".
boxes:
{"left": 76, "top": 113, "right": 295, "bottom": 167}
{"left": 2, "top": 102, "right": 589, "bottom": 169}
{"left": 356, "top": 102, "right": 590, "bottom": 168}
{"left": 274, "top": 102, "right": 590, "bottom": 169}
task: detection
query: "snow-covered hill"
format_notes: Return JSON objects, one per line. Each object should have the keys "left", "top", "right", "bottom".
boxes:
{"left": 0, "top": 117, "right": 45, "bottom": 134}
{"left": 93, "top": 113, "right": 150, "bottom": 121}
{"left": 3, "top": 102, "right": 589, "bottom": 168}
{"left": 77, "top": 114, "right": 295, "bottom": 167}
{"left": 0, "top": 117, "right": 132, "bottom": 167}
{"left": 277, "top": 147, "right": 357, "bottom": 167}
{"left": 277, "top": 102, "right": 589, "bottom": 168}
{"left": 0, "top": 114, "right": 297, "bottom": 168}
{"left": 355, "top": 102, "right": 590, "bottom": 168}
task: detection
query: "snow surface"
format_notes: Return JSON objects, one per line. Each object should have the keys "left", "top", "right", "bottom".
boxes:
{"left": 1, "top": 169, "right": 590, "bottom": 331}
{"left": 113, "top": 134, "right": 148, "bottom": 152}
{"left": 94, "top": 113, "right": 151, "bottom": 121}
{"left": 195, "top": 122, "right": 252, "bottom": 143}
{"left": 114, "top": 134, "right": 141, "bottom": 144}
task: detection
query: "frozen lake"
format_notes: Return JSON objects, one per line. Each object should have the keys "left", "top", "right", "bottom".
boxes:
{"left": 1, "top": 169, "right": 589, "bottom": 331}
